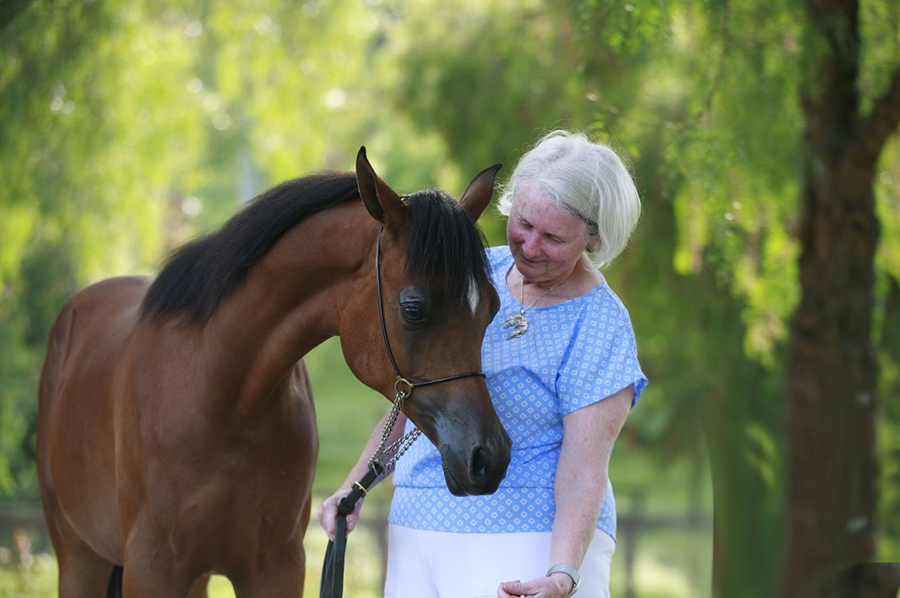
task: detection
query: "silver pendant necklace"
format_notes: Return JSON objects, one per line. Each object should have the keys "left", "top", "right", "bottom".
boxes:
{"left": 502, "top": 273, "right": 558, "bottom": 340}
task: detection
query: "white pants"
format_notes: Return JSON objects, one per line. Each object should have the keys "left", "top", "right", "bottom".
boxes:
{"left": 384, "top": 524, "right": 615, "bottom": 598}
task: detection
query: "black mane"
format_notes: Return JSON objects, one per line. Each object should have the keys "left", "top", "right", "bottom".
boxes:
{"left": 140, "top": 173, "right": 490, "bottom": 325}
{"left": 140, "top": 172, "right": 360, "bottom": 324}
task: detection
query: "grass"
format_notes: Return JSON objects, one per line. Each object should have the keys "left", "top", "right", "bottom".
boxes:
{"left": 0, "top": 497, "right": 389, "bottom": 598}
{"left": 1, "top": 508, "right": 711, "bottom": 598}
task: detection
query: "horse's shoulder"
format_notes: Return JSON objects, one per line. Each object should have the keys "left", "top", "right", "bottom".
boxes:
{"left": 83, "top": 275, "right": 153, "bottom": 293}
{"left": 60, "top": 277, "right": 153, "bottom": 332}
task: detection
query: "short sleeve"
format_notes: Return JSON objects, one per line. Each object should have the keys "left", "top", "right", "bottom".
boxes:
{"left": 485, "top": 245, "right": 510, "bottom": 272}
{"left": 556, "top": 308, "right": 648, "bottom": 415}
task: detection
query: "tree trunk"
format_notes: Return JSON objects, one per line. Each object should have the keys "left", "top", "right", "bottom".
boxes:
{"left": 780, "top": 0, "right": 900, "bottom": 595}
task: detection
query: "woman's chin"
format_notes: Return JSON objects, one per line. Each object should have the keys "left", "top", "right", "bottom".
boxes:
{"left": 514, "top": 256, "right": 542, "bottom": 272}
{"left": 517, "top": 262, "right": 552, "bottom": 284}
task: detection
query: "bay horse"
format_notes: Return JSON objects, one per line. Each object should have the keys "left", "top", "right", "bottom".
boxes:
{"left": 37, "top": 148, "right": 512, "bottom": 597}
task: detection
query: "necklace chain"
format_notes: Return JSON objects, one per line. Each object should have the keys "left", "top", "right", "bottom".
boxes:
{"left": 502, "top": 270, "right": 558, "bottom": 340}
{"left": 518, "top": 275, "right": 558, "bottom": 311}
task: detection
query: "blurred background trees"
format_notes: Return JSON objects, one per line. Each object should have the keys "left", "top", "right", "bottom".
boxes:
{"left": 1, "top": 0, "right": 898, "bottom": 597}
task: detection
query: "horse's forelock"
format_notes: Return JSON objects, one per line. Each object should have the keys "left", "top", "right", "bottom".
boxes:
{"left": 404, "top": 190, "right": 491, "bottom": 308}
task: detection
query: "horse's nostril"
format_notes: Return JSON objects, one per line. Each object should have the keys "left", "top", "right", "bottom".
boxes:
{"left": 470, "top": 446, "right": 490, "bottom": 484}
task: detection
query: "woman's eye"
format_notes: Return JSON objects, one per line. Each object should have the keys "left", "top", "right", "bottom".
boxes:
{"left": 402, "top": 304, "right": 426, "bottom": 323}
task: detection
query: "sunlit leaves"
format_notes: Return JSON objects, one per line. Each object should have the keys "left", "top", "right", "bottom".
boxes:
{"left": 746, "top": 422, "right": 779, "bottom": 491}
{"left": 859, "top": 0, "right": 900, "bottom": 115}
{"left": 0, "top": 205, "right": 37, "bottom": 293}
{"left": 657, "top": 0, "right": 806, "bottom": 359}
{"left": 876, "top": 138, "right": 900, "bottom": 279}
{"left": 0, "top": 0, "right": 468, "bottom": 500}
{"left": 566, "top": 0, "right": 671, "bottom": 60}
{"left": 393, "top": 0, "right": 604, "bottom": 178}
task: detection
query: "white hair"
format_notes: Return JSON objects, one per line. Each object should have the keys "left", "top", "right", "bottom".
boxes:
{"left": 497, "top": 130, "right": 641, "bottom": 269}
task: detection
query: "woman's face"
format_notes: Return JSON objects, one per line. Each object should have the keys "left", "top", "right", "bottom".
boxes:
{"left": 506, "top": 186, "right": 590, "bottom": 284}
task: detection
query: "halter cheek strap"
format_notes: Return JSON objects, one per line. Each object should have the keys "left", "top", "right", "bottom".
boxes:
{"left": 321, "top": 225, "right": 487, "bottom": 598}
{"left": 374, "top": 225, "right": 486, "bottom": 389}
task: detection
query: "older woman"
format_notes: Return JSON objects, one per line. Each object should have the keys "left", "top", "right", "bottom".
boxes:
{"left": 319, "top": 130, "right": 647, "bottom": 598}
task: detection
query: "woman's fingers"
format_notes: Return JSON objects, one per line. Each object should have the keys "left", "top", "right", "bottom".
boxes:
{"left": 498, "top": 577, "right": 565, "bottom": 598}
{"left": 345, "top": 511, "right": 359, "bottom": 532}
{"left": 317, "top": 492, "right": 365, "bottom": 541}
{"left": 498, "top": 579, "right": 531, "bottom": 597}
{"left": 316, "top": 495, "right": 339, "bottom": 540}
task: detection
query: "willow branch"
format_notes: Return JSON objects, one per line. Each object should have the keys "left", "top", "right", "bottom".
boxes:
{"left": 849, "top": 66, "right": 900, "bottom": 170}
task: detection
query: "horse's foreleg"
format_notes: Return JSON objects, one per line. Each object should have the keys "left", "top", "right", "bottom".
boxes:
{"left": 121, "top": 567, "right": 198, "bottom": 598}
{"left": 121, "top": 550, "right": 198, "bottom": 598}
{"left": 55, "top": 543, "right": 117, "bottom": 598}
{"left": 231, "top": 547, "right": 306, "bottom": 598}
{"left": 42, "top": 495, "right": 117, "bottom": 598}
{"left": 58, "top": 553, "right": 117, "bottom": 598}
{"left": 232, "top": 492, "right": 311, "bottom": 598}
{"left": 121, "top": 523, "right": 199, "bottom": 598}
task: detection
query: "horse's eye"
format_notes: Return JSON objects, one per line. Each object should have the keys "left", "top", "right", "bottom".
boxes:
{"left": 401, "top": 303, "right": 426, "bottom": 324}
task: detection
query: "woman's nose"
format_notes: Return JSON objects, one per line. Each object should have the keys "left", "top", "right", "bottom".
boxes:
{"left": 522, "top": 233, "right": 541, "bottom": 258}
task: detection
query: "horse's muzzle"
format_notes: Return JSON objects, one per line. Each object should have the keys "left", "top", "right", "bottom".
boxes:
{"left": 439, "top": 427, "right": 512, "bottom": 496}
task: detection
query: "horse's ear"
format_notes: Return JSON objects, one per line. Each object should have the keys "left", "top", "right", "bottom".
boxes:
{"left": 356, "top": 147, "right": 405, "bottom": 226}
{"left": 459, "top": 163, "right": 502, "bottom": 221}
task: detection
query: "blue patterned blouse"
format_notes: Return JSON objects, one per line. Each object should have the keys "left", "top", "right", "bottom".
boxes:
{"left": 388, "top": 246, "right": 648, "bottom": 542}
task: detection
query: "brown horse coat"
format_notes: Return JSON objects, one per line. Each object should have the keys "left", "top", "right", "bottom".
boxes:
{"left": 38, "top": 151, "right": 511, "bottom": 597}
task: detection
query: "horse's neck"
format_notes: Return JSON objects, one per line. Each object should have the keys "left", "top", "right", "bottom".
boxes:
{"left": 202, "top": 202, "right": 373, "bottom": 417}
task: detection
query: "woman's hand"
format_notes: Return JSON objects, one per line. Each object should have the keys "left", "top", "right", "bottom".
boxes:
{"left": 497, "top": 573, "right": 573, "bottom": 598}
{"left": 316, "top": 489, "right": 364, "bottom": 542}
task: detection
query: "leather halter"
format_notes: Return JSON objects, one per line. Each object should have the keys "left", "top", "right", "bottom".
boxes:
{"left": 321, "top": 226, "right": 487, "bottom": 598}
{"left": 374, "top": 225, "right": 486, "bottom": 390}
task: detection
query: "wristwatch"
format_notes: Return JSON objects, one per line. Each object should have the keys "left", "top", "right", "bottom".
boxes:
{"left": 546, "top": 563, "right": 580, "bottom": 597}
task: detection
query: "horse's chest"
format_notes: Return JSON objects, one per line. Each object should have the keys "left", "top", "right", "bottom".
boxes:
{"left": 137, "top": 417, "right": 316, "bottom": 556}
{"left": 143, "top": 407, "right": 316, "bottom": 493}
{"left": 126, "top": 365, "right": 317, "bottom": 552}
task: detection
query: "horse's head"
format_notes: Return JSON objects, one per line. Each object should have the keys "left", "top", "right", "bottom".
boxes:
{"left": 340, "top": 148, "right": 511, "bottom": 496}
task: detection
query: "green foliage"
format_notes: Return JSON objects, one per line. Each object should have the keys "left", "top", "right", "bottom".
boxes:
{"left": 1, "top": 1, "right": 898, "bottom": 595}
{"left": 859, "top": 0, "right": 900, "bottom": 114}
{"left": 660, "top": 1, "right": 805, "bottom": 361}
{"left": 393, "top": 1, "right": 598, "bottom": 175}
{"left": 875, "top": 139, "right": 900, "bottom": 563}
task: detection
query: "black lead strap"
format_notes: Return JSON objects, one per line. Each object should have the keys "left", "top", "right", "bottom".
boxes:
{"left": 319, "top": 463, "right": 382, "bottom": 598}
{"left": 320, "top": 226, "right": 485, "bottom": 598}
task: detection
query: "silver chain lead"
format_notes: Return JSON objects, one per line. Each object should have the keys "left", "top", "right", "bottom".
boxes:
{"left": 369, "top": 377, "right": 422, "bottom": 472}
